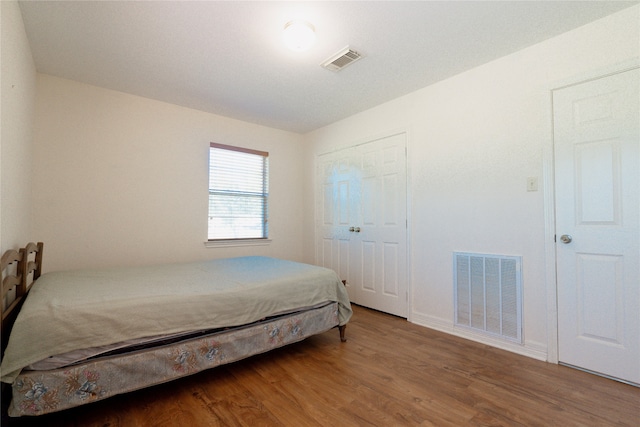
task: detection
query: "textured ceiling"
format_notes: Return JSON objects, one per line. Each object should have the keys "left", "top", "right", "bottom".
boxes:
{"left": 18, "top": 1, "right": 638, "bottom": 134}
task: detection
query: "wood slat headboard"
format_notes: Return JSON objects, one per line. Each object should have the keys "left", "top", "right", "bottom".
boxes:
{"left": 20, "top": 242, "right": 43, "bottom": 284}
{"left": 1, "top": 242, "right": 43, "bottom": 357}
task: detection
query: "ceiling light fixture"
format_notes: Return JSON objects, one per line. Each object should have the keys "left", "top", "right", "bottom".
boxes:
{"left": 283, "top": 20, "right": 316, "bottom": 52}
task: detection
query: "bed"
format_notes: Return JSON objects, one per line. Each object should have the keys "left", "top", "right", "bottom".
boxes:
{"left": 0, "top": 242, "right": 351, "bottom": 417}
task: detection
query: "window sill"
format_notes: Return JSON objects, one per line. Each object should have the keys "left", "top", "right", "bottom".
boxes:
{"left": 204, "top": 239, "right": 272, "bottom": 248}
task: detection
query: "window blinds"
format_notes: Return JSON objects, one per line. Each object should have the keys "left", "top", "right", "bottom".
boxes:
{"left": 208, "top": 143, "right": 269, "bottom": 240}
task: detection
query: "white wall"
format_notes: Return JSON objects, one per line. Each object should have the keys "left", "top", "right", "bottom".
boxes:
{"left": 303, "top": 5, "right": 640, "bottom": 360}
{"left": 0, "top": 1, "right": 37, "bottom": 254}
{"left": 32, "top": 75, "right": 306, "bottom": 271}
{"left": 7, "top": 1, "right": 639, "bottom": 361}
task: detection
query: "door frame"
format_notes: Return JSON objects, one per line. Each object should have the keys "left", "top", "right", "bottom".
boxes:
{"left": 544, "top": 61, "right": 640, "bottom": 364}
{"left": 314, "top": 128, "right": 413, "bottom": 321}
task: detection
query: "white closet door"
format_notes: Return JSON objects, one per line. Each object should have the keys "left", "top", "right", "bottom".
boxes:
{"left": 316, "top": 133, "right": 408, "bottom": 317}
{"left": 317, "top": 149, "right": 355, "bottom": 285}
{"left": 553, "top": 68, "right": 639, "bottom": 384}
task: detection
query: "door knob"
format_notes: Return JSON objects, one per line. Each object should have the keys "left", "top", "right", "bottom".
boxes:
{"left": 560, "top": 234, "right": 572, "bottom": 244}
{"left": 354, "top": 227, "right": 361, "bottom": 233}
{"left": 349, "top": 227, "right": 355, "bottom": 232}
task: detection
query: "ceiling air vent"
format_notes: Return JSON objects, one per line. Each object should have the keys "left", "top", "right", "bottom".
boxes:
{"left": 321, "top": 46, "right": 362, "bottom": 72}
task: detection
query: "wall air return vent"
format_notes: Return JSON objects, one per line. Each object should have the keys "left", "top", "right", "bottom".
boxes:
{"left": 453, "top": 252, "right": 523, "bottom": 343}
{"left": 321, "top": 46, "right": 362, "bottom": 72}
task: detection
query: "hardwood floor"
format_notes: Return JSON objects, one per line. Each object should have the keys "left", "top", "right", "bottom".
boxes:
{"left": 3, "top": 305, "right": 639, "bottom": 426}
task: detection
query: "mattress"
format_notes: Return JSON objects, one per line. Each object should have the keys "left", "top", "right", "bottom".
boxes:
{"left": 25, "top": 302, "right": 332, "bottom": 371}
{"left": 8, "top": 302, "right": 341, "bottom": 416}
{"left": 1, "top": 256, "right": 352, "bottom": 383}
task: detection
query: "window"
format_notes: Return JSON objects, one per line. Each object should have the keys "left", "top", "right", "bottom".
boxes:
{"left": 208, "top": 143, "right": 269, "bottom": 240}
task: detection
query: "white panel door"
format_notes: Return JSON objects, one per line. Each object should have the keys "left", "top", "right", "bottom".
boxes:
{"left": 317, "top": 149, "right": 354, "bottom": 283}
{"left": 553, "top": 69, "right": 639, "bottom": 384}
{"left": 316, "top": 133, "right": 408, "bottom": 317}
{"left": 351, "top": 133, "right": 408, "bottom": 317}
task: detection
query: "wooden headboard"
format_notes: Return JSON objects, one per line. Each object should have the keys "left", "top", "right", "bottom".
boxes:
{"left": 1, "top": 242, "right": 43, "bottom": 356}
{"left": 21, "top": 242, "right": 44, "bottom": 284}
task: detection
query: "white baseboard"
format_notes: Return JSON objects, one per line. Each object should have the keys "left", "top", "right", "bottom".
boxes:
{"left": 410, "top": 311, "right": 548, "bottom": 362}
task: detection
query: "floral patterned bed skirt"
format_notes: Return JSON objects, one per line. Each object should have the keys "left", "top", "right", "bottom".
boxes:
{"left": 8, "top": 302, "right": 341, "bottom": 417}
